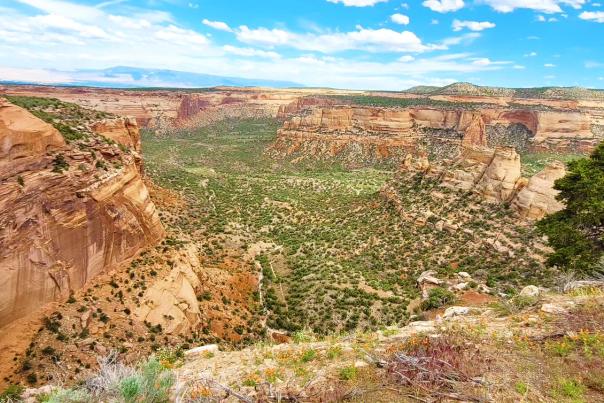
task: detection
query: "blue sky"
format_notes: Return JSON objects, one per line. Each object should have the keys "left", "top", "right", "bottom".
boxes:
{"left": 0, "top": 0, "right": 603, "bottom": 90}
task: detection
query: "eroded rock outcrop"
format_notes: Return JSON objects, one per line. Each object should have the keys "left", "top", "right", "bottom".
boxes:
{"left": 134, "top": 245, "right": 202, "bottom": 334}
{"left": 0, "top": 99, "right": 164, "bottom": 327}
{"left": 398, "top": 145, "right": 566, "bottom": 219}
{"left": 270, "top": 105, "right": 599, "bottom": 166}
{"left": 512, "top": 161, "right": 566, "bottom": 220}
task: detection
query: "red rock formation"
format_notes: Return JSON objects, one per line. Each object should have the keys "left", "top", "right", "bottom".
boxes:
{"left": 271, "top": 105, "right": 600, "bottom": 165}
{"left": 0, "top": 100, "right": 164, "bottom": 327}
{"left": 399, "top": 146, "right": 566, "bottom": 220}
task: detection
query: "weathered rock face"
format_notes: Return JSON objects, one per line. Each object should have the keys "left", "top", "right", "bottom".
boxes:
{"left": 90, "top": 117, "right": 141, "bottom": 150}
{"left": 134, "top": 245, "right": 202, "bottom": 334}
{"left": 400, "top": 145, "right": 566, "bottom": 219}
{"left": 512, "top": 161, "right": 566, "bottom": 220}
{"left": 270, "top": 105, "right": 600, "bottom": 165}
{"left": 474, "top": 147, "right": 523, "bottom": 203}
{"left": 0, "top": 100, "right": 164, "bottom": 327}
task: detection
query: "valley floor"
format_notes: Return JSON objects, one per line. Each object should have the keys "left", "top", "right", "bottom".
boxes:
{"left": 142, "top": 118, "right": 553, "bottom": 337}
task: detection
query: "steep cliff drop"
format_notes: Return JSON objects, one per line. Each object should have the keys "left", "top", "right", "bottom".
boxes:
{"left": 0, "top": 98, "right": 164, "bottom": 329}
{"left": 269, "top": 104, "right": 599, "bottom": 167}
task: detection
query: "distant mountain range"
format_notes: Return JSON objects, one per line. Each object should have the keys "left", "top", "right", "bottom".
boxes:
{"left": 0, "top": 66, "right": 302, "bottom": 89}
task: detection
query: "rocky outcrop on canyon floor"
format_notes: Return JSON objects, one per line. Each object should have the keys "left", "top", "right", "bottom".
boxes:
{"left": 269, "top": 104, "right": 600, "bottom": 167}
{"left": 0, "top": 97, "right": 164, "bottom": 328}
{"left": 393, "top": 146, "right": 566, "bottom": 221}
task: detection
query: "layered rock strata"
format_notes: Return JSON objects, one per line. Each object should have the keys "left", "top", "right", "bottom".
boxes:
{"left": 270, "top": 105, "right": 599, "bottom": 165}
{"left": 397, "top": 146, "right": 566, "bottom": 220}
{"left": 0, "top": 99, "right": 164, "bottom": 327}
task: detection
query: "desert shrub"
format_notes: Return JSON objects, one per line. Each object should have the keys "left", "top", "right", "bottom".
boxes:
{"left": 421, "top": 287, "right": 456, "bottom": 310}
{"left": 42, "top": 388, "right": 91, "bottom": 403}
{"left": 0, "top": 385, "right": 24, "bottom": 403}
{"left": 387, "top": 335, "right": 486, "bottom": 400}
{"left": 339, "top": 366, "right": 358, "bottom": 381}
{"left": 491, "top": 295, "right": 539, "bottom": 316}
{"left": 83, "top": 354, "right": 174, "bottom": 402}
{"left": 51, "top": 154, "right": 69, "bottom": 173}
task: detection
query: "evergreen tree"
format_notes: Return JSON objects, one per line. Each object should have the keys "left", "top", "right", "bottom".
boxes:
{"left": 537, "top": 142, "right": 604, "bottom": 275}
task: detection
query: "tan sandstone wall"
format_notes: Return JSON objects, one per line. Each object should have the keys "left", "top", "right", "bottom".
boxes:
{"left": 0, "top": 100, "right": 164, "bottom": 327}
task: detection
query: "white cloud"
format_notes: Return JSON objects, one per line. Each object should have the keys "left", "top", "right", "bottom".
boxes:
{"left": 585, "top": 61, "right": 604, "bottom": 68}
{"left": 544, "top": 63, "right": 556, "bottom": 67}
{"left": 391, "top": 13, "right": 410, "bottom": 25}
{"left": 326, "top": 0, "right": 389, "bottom": 6}
{"left": 470, "top": 57, "right": 511, "bottom": 66}
{"left": 524, "top": 51, "right": 538, "bottom": 57}
{"left": 452, "top": 20, "right": 496, "bottom": 31}
{"left": 579, "top": 11, "right": 604, "bottom": 22}
{"left": 155, "top": 25, "right": 209, "bottom": 46}
{"left": 422, "top": 0, "right": 465, "bottom": 13}
{"left": 479, "top": 0, "right": 586, "bottom": 14}
{"left": 202, "top": 19, "right": 233, "bottom": 32}
{"left": 223, "top": 45, "right": 280, "bottom": 59}
{"left": 513, "top": 64, "right": 526, "bottom": 69}
{"left": 236, "top": 26, "right": 436, "bottom": 53}
{"left": 0, "top": 0, "right": 521, "bottom": 90}
{"left": 0, "top": 66, "right": 74, "bottom": 83}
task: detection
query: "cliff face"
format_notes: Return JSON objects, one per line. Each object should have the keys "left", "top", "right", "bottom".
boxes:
{"left": 0, "top": 99, "right": 164, "bottom": 327}
{"left": 270, "top": 105, "right": 599, "bottom": 165}
{"left": 512, "top": 161, "right": 567, "bottom": 220}
{"left": 397, "top": 146, "right": 566, "bottom": 220}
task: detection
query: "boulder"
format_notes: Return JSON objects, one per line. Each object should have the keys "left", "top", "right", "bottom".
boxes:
{"left": 519, "top": 285, "right": 540, "bottom": 298}
{"left": 443, "top": 306, "right": 471, "bottom": 319}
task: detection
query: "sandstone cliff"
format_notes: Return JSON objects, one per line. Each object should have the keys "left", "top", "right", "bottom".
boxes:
{"left": 0, "top": 98, "right": 164, "bottom": 328}
{"left": 269, "top": 105, "right": 600, "bottom": 166}
{"left": 512, "top": 161, "right": 566, "bottom": 220}
{"left": 396, "top": 146, "right": 566, "bottom": 220}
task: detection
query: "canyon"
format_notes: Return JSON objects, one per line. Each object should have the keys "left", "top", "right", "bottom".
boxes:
{"left": 0, "top": 84, "right": 602, "bottom": 401}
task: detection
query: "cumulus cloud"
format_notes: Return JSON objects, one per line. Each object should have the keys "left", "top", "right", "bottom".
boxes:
{"left": 202, "top": 19, "right": 233, "bottom": 32}
{"left": 223, "top": 45, "right": 280, "bottom": 59}
{"left": 391, "top": 13, "right": 410, "bottom": 25}
{"left": 236, "top": 26, "right": 436, "bottom": 53}
{"left": 479, "top": 0, "right": 586, "bottom": 14}
{"left": 326, "top": 0, "right": 389, "bottom": 6}
{"left": 579, "top": 11, "right": 604, "bottom": 22}
{"left": 452, "top": 20, "right": 496, "bottom": 31}
{"left": 422, "top": 0, "right": 465, "bottom": 13}
{"left": 0, "top": 0, "right": 517, "bottom": 90}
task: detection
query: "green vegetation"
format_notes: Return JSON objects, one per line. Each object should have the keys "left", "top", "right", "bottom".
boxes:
{"left": 420, "top": 287, "right": 457, "bottom": 311}
{"left": 142, "top": 117, "right": 552, "bottom": 337}
{"left": 4, "top": 96, "right": 112, "bottom": 142}
{"left": 0, "top": 384, "right": 24, "bottom": 402}
{"left": 325, "top": 95, "right": 492, "bottom": 110}
{"left": 537, "top": 142, "right": 604, "bottom": 275}
{"left": 521, "top": 152, "right": 585, "bottom": 176}
{"left": 32, "top": 356, "right": 174, "bottom": 403}
{"left": 403, "top": 82, "right": 604, "bottom": 101}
